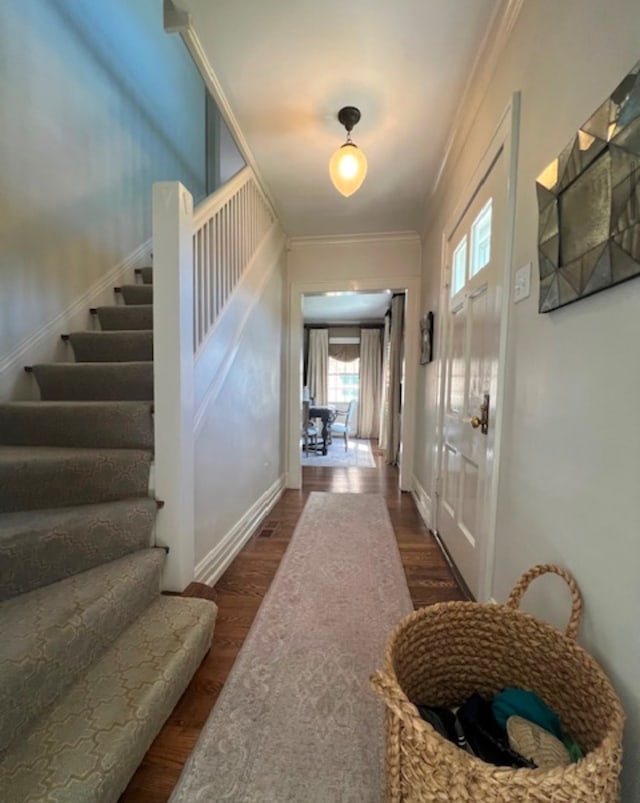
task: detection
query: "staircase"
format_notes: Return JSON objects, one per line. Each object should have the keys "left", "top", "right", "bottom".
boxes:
{"left": 0, "top": 266, "right": 216, "bottom": 802}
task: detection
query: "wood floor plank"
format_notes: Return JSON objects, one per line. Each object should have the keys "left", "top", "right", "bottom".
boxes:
{"left": 119, "top": 442, "right": 465, "bottom": 802}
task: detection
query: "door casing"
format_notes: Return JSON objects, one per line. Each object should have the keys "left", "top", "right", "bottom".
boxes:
{"left": 286, "top": 275, "right": 421, "bottom": 491}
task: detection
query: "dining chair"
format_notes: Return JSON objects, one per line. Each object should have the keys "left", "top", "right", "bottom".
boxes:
{"left": 301, "top": 401, "right": 319, "bottom": 455}
{"left": 329, "top": 400, "right": 355, "bottom": 451}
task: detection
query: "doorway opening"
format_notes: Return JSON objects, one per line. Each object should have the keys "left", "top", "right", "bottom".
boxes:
{"left": 286, "top": 278, "right": 421, "bottom": 492}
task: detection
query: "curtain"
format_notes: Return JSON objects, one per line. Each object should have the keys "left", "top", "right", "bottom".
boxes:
{"left": 328, "top": 342, "right": 360, "bottom": 362}
{"left": 357, "top": 329, "right": 382, "bottom": 438}
{"left": 307, "top": 329, "right": 328, "bottom": 405}
{"left": 378, "top": 314, "right": 391, "bottom": 451}
{"left": 384, "top": 295, "right": 405, "bottom": 465}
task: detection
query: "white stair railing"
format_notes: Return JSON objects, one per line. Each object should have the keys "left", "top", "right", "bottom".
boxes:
{"left": 192, "top": 166, "right": 274, "bottom": 354}
{"left": 152, "top": 167, "right": 276, "bottom": 590}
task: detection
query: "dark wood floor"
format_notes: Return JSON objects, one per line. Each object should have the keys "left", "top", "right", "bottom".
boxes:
{"left": 120, "top": 443, "right": 465, "bottom": 802}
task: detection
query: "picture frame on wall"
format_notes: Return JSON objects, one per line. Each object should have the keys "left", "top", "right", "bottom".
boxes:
{"left": 420, "top": 311, "right": 434, "bottom": 365}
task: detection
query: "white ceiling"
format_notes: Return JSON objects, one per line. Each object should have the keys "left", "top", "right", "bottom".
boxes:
{"left": 181, "top": 0, "right": 501, "bottom": 237}
{"left": 303, "top": 290, "right": 392, "bottom": 324}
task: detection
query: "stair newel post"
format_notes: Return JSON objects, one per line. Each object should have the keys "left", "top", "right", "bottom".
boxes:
{"left": 152, "top": 182, "right": 195, "bottom": 591}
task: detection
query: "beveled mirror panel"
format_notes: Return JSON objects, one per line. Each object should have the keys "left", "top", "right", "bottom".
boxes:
{"left": 536, "top": 61, "right": 640, "bottom": 312}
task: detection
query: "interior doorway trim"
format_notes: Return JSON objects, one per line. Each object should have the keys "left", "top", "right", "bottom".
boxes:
{"left": 286, "top": 275, "right": 421, "bottom": 491}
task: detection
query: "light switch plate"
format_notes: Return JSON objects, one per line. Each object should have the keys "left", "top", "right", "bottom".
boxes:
{"left": 513, "top": 262, "right": 531, "bottom": 303}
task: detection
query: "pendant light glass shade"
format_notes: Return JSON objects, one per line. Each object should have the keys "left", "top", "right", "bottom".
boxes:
{"left": 329, "top": 107, "right": 367, "bottom": 196}
{"left": 329, "top": 142, "right": 368, "bottom": 197}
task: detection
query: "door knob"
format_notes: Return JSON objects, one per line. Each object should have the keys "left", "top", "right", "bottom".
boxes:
{"left": 470, "top": 393, "right": 490, "bottom": 435}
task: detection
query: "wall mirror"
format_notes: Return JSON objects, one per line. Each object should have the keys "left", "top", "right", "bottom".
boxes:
{"left": 536, "top": 61, "right": 640, "bottom": 312}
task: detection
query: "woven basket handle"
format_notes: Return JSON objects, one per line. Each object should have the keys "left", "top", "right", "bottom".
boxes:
{"left": 370, "top": 670, "right": 423, "bottom": 730}
{"left": 505, "top": 564, "right": 582, "bottom": 640}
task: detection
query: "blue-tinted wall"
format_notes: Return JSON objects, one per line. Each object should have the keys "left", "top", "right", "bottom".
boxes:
{"left": 0, "top": 0, "right": 206, "bottom": 363}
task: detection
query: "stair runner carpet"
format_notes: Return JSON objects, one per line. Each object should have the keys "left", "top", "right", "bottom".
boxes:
{"left": 0, "top": 266, "right": 216, "bottom": 802}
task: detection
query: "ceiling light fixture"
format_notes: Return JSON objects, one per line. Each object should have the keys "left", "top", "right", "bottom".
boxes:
{"left": 329, "top": 106, "right": 368, "bottom": 197}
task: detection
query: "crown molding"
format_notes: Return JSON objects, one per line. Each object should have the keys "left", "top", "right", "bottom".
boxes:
{"left": 288, "top": 230, "right": 421, "bottom": 249}
{"left": 429, "top": 0, "right": 524, "bottom": 200}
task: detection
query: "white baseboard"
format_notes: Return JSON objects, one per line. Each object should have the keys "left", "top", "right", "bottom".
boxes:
{"left": 411, "top": 475, "right": 435, "bottom": 531}
{"left": 194, "top": 474, "right": 285, "bottom": 587}
{"left": 0, "top": 239, "right": 152, "bottom": 400}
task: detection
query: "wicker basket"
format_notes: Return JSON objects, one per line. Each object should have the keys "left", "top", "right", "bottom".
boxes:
{"left": 370, "top": 564, "right": 625, "bottom": 802}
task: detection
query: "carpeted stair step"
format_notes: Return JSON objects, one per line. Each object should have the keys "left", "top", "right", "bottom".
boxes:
{"left": 0, "top": 498, "right": 157, "bottom": 601}
{"left": 93, "top": 304, "right": 152, "bottom": 330}
{"left": 0, "top": 547, "right": 165, "bottom": 752}
{"left": 116, "top": 284, "right": 153, "bottom": 305}
{"left": 30, "top": 362, "right": 153, "bottom": 401}
{"left": 0, "top": 401, "right": 154, "bottom": 449}
{"left": 135, "top": 266, "right": 153, "bottom": 284}
{"left": 0, "top": 445, "right": 151, "bottom": 513}
{"left": 0, "top": 594, "right": 215, "bottom": 803}
{"left": 65, "top": 330, "right": 153, "bottom": 362}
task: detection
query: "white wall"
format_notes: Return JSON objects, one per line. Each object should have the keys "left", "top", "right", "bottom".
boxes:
{"left": 0, "top": 0, "right": 206, "bottom": 397}
{"left": 194, "top": 244, "right": 286, "bottom": 569}
{"left": 286, "top": 234, "right": 422, "bottom": 489}
{"left": 415, "top": 2, "right": 640, "bottom": 798}
{"left": 288, "top": 234, "right": 421, "bottom": 286}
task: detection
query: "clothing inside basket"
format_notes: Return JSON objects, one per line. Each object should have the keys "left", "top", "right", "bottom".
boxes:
{"left": 416, "top": 687, "right": 583, "bottom": 769}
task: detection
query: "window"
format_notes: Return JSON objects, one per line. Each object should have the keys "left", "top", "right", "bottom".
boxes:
{"left": 451, "top": 236, "right": 467, "bottom": 296}
{"left": 470, "top": 198, "right": 492, "bottom": 277}
{"left": 327, "top": 357, "right": 360, "bottom": 403}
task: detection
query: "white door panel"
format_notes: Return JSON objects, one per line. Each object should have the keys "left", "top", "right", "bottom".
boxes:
{"left": 459, "top": 456, "right": 479, "bottom": 546}
{"left": 441, "top": 443, "right": 457, "bottom": 519}
{"left": 437, "top": 144, "right": 507, "bottom": 599}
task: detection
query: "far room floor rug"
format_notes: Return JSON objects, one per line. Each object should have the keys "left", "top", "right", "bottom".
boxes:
{"left": 301, "top": 437, "right": 376, "bottom": 468}
{"left": 170, "top": 492, "right": 413, "bottom": 802}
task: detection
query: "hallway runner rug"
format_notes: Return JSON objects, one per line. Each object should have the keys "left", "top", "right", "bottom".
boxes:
{"left": 170, "top": 492, "right": 413, "bottom": 802}
{"left": 301, "top": 438, "right": 376, "bottom": 468}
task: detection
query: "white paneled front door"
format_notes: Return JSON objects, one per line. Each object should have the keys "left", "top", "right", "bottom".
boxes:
{"left": 437, "top": 101, "right": 518, "bottom": 600}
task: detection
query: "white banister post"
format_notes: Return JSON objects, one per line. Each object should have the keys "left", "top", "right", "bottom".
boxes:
{"left": 152, "top": 181, "right": 195, "bottom": 591}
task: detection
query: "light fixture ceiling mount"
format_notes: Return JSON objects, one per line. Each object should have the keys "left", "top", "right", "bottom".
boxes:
{"left": 329, "top": 105, "right": 368, "bottom": 197}
{"left": 337, "top": 105, "right": 361, "bottom": 132}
